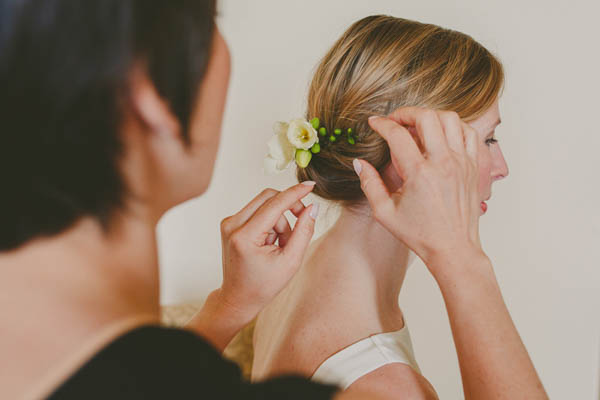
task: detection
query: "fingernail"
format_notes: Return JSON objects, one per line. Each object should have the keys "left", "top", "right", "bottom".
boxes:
{"left": 301, "top": 180, "right": 316, "bottom": 186}
{"left": 309, "top": 202, "right": 320, "bottom": 220}
{"left": 353, "top": 159, "right": 362, "bottom": 175}
{"left": 368, "top": 115, "right": 381, "bottom": 123}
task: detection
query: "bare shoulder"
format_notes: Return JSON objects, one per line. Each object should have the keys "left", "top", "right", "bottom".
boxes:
{"left": 339, "top": 363, "right": 439, "bottom": 400}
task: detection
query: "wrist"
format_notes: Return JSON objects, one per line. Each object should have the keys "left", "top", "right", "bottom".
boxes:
{"left": 425, "top": 246, "right": 494, "bottom": 287}
{"left": 214, "top": 287, "right": 263, "bottom": 327}
{"left": 187, "top": 289, "right": 254, "bottom": 352}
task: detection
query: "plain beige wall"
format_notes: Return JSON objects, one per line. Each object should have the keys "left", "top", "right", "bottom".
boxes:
{"left": 157, "top": 0, "right": 600, "bottom": 398}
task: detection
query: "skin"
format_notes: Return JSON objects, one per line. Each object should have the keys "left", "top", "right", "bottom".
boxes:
{"left": 0, "top": 26, "right": 322, "bottom": 400}
{"left": 350, "top": 109, "right": 547, "bottom": 399}
{"left": 252, "top": 101, "right": 508, "bottom": 399}
{"left": 466, "top": 101, "right": 509, "bottom": 212}
{"left": 0, "top": 19, "right": 545, "bottom": 400}
{"left": 387, "top": 100, "right": 509, "bottom": 214}
{"left": 0, "top": 29, "right": 235, "bottom": 399}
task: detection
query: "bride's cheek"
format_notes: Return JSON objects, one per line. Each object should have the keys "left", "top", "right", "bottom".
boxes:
{"left": 476, "top": 148, "right": 492, "bottom": 196}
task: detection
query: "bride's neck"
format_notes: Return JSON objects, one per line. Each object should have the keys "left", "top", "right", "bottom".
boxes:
{"left": 303, "top": 204, "right": 412, "bottom": 315}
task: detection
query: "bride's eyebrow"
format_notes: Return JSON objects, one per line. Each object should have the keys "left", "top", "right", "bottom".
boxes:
{"left": 486, "top": 118, "right": 501, "bottom": 134}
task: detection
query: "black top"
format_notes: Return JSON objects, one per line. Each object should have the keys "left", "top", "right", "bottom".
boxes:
{"left": 48, "top": 325, "right": 339, "bottom": 399}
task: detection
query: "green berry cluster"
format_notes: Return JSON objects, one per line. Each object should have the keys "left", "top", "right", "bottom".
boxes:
{"left": 311, "top": 117, "right": 357, "bottom": 147}
{"left": 295, "top": 117, "right": 358, "bottom": 169}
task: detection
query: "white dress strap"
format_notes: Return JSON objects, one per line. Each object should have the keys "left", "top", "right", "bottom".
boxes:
{"left": 310, "top": 326, "right": 421, "bottom": 390}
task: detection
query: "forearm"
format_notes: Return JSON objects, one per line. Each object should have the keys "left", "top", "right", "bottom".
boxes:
{"left": 430, "top": 250, "right": 547, "bottom": 400}
{"left": 185, "top": 289, "right": 252, "bottom": 353}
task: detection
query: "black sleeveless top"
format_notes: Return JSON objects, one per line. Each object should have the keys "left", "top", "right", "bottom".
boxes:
{"left": 48, "top": 325, "right": 339, "bottom": 399}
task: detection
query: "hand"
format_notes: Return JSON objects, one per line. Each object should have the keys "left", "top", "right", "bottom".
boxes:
{"left": 354, "top": 108, "right": 548, "bottom": 400}
{"left": 354, "top": 107, "right": 484, "bottom": 270}
{"left": 218, "top": 182, "right": 319, "bottom": 324}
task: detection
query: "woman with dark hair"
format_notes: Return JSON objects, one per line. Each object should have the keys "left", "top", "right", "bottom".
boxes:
{"left": 0, "top": 1, "right": 331, "bottom": 398}
{"left": 0, "top": 1, "right": 546, "bottom": 399}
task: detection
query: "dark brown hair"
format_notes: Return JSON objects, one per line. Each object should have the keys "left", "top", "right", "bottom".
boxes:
{"left": 0, "top": 0, "right": 217, "bottom": 251}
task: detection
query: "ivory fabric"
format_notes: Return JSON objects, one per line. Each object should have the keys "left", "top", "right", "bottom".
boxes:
{"left": 310, "top": 325, "right": 421, "bottom": 390}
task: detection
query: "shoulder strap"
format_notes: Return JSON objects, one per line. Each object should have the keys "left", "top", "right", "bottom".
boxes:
{"left": 310, "top": 327, "right": 420, "bottom": 390}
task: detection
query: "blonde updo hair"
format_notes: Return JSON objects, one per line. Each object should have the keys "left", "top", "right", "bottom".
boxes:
{"left": 297, "top": 15, "right": 504, "bottom": 207}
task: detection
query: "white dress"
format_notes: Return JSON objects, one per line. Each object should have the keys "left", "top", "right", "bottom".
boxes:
{"left": 310, "top": 324, "right": 421, "bottom": 390}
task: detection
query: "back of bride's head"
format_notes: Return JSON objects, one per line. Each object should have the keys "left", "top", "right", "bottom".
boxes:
{"left": 297, "top": 15, "right": 504, "bottom": 206}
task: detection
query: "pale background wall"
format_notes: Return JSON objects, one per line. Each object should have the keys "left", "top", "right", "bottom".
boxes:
{"left": 157, "top": 0, "right": 600, "bottom": 398}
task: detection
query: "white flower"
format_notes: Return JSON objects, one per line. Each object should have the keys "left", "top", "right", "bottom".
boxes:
{"left": 263, "top": 121, "right": 295, "bottom": 175}
{"left": 286, "top": 118, "right": 318, "bottom": 150}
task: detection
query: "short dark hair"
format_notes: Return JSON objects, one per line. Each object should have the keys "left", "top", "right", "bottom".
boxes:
{"left": 0, "top": 0, "right": 217, "bottom": 251}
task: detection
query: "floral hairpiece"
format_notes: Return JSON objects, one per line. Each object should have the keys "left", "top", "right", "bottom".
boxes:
{"left": 264, "top": 117, "right": 357, "bottom": 175}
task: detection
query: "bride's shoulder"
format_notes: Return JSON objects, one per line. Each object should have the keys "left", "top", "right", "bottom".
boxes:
{"left": 252, "top": 285, "right": 353, "bottom": 378}
{"left": 344, "top": 363, "right": 439, "bottom": 400}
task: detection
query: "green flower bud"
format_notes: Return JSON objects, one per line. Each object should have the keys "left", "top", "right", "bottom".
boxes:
{"left": 334, "top": 128, "right": 342, "bottom": 135}
{"left": 347, "top": 128, "right": 353, "bottom": 134}
{"left": 329, "top": 135, "right": 337, "bottom": 142}
{"left": 310, "top": 117, "right": 320, "bottom": 130}
{"left": 310, "top": 143, "right": 321, "bottom": 153}
{"left": 319, "top": 127, "right": 327, "bottom": 136}
{"left": 295, "top": 149, "right": 312, "bottom": 168}
{"left": 348, "top": 136, "right": 355, "bottom": 145}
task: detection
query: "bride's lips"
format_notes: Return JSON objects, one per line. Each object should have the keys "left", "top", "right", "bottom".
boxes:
{"left": 481, "top": 201, "right": 488, "bottom": 214}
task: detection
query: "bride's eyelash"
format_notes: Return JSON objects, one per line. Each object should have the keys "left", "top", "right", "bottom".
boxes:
{"left": 485, "top": 137, "right": 498, "bottom": 146}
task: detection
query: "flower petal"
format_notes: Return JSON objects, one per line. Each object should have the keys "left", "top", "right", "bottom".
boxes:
{"left": 287, "top": 119, "right": 318, "bottom": 150}
{"left": 264, "top": 156, "right": 282, "bottom": 175}
{"left": 267, "top": 131, "right": 294, "bottom": 163}
{"left": 273, "top": 121, "right": 289, "bottom": 136}
{"left": 265, "top": 154, "right": 292, "bottom": 174}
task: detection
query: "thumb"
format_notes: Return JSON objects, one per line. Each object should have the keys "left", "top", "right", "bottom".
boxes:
{"left": 353, "top": 158, "right": 392, "bottom": 217}
{"left": 282, "top": 202, "right": 318, "bottom": 266}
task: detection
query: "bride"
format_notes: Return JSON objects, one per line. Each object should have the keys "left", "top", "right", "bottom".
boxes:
{"left": 252, "top": 15, "right": 508, "bottom": 398}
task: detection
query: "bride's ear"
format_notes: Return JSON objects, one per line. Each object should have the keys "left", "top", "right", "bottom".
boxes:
{"left": 128, "top": 65, "right": 181, "bottom": 140}
{"left": 381, "top": 161, "right": 404, "bottom": 193}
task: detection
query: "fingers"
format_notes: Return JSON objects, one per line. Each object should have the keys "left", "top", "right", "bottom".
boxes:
{"left": 406, "top": 126, "right": 425, "bottom": 153}
{"left": 230, "top": 188, "right": 279, "bottom": 228}
{"left": 243, "top": 182, "right": 316, "bottom": 241}
{"left": 229, "top": 186, "right": 308, "bottom": 233}
{"left": 281, "top": 203, "right": 318, "bottom": 264}
{"left": 265, "top": 229, "right": 277, "bottom": 246}
{"left": 462, "top": 122, "right": 479, "bottom": 165}
{"left": 367, "top": 116, "right": 423, "bottom": 178}
{"left": 265, "top": 201, "right": 305, "bottom": 246}
{"left": 437, "top": 111, "right": 465, "bottom": 155}
{"left": 265, "top": 213, "right": 293, "bottom": 247}
{"left": 287, "top": 200, "right": 307, "bottom": 219}
{"left": 387, "top": 107, "right": 450, "bottom": 160}
{"left": 353, "top": 158, "right": 393, "bottom": 220}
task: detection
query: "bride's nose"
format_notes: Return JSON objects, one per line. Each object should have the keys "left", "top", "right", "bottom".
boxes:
{"left": 492, "top": 146, "right": 509, "bottom": 182}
